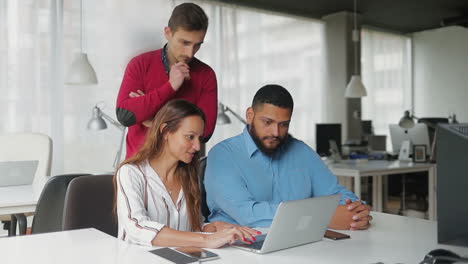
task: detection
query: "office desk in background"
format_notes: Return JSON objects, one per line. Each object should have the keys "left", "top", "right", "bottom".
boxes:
{"left": 0, "top": 177, "right": 48, "bottom": 235}
{"left": 0, "top": 184, "right": 43, "bottom": 216}
{"left": 328, "top": 160, "right": 436, "bottom": 220}
{"left": 2, "top": 212, "right": 467, "bottom": 264}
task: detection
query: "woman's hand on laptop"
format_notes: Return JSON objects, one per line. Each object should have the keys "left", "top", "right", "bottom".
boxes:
{"left": 203, "top": 221, "right": 259, "bottom": 234}
{"left": 202, "top": 225, "right": 260, "bottom": 248}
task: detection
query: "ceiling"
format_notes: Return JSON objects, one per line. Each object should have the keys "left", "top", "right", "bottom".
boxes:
{"left": 211, "top": 0, "right": 468, "bottom": 33}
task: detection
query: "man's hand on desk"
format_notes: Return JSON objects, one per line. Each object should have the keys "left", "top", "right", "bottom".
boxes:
{"left": 129, "top": 90, "right": 153, "bottom": 127}
{"left": 329, "top": 199, "right": 372, "bottom": 230}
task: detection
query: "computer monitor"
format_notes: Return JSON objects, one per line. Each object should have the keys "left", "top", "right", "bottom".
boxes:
{"left": 436, "top": 123, "right": 468, "bottom": 247}
{"left": 361, "top": 120, "right": 373, "bottom": 135}
{"left": 389, "top": 123, "right": 431, "bottom": 155}
{"left": 316, "top": 123, "right": 341, "bottom": 157}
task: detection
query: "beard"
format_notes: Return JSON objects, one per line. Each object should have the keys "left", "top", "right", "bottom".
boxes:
{"left": 249, "top": 123, "right": 287, "bottom": 156}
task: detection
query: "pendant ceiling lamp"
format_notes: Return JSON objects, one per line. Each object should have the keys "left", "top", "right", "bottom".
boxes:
{"left": 345, "top": 0, "right": 367, "bottom": 98}
{"left": 66, "top": 0, "right": 98, "bottom": 85}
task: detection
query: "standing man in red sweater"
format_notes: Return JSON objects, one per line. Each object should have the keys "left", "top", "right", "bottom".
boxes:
{"left": 116, "top": 3, "right": 217, "bottom": 158}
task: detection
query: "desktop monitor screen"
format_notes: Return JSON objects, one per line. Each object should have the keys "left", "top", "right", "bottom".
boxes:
{"left": 389, "top": 124, "right": 431, "bottom": 155}
{"left": 361, "top": 120, "right": 372, "bottom": 135}
{"left": 436, "top": 123, "right": 468, "bottom": 247}
{"left": 316, "top": 123, "right": 341, "bottom": 157}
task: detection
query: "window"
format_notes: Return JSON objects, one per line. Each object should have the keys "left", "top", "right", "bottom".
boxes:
{"left": 194, "top": 2, "right": 326, "bottom": 150}
{"left": 361, "top": 28, "right": 412, "bottom": 150}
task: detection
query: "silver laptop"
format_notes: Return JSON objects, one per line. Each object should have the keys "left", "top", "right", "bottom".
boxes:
{"left": 0, "top": 160, "right": 38, "bottom": 187}
{"left": 232, "top": 194, "right": 341, "bottom": 254}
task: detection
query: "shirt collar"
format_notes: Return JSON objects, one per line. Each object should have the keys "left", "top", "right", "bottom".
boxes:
{"left": 161, "top": 43, "right": 170, "bottom": 75}
{"left": 242, "top": 125, "right": 290, "bottom": 159}
{"left": 242, "top": 126, "right": 259, "bottom": 158}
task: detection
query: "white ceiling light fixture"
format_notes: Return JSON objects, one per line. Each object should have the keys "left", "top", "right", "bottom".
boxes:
{"left": 345, "top": 0, "right": 367, "bottom": 98}
{"left": 66, "top": 0, "right": 98, "bottom": 85}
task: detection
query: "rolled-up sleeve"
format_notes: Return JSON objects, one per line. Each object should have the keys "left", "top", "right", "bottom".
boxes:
{"left": 116, "top": 165, "right": 165, "bottom": 246}
{"left": 306, "top": 147, "right": 359, "bottom": 204}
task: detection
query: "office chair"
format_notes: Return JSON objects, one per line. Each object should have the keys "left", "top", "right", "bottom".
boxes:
{"left": 0, "top": 133, "right": 52, "bottom": 236}
{"left": 62, "top": 174, "right": 118, "bottom": 237}
{"left": 31, "top": 174, "right": 91, "bottom": 234}
{"left": 199, "top": 156, "right": 210, "bottom": 222}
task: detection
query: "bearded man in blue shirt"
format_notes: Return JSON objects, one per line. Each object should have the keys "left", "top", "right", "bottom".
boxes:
{"left": 204, "top": 84, "right": 372, "bottom": 230}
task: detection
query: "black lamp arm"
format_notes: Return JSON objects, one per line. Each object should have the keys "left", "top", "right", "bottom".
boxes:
{"left": 100, "top": 110, "right": 125, "bottom": 131}
{"left": 224, "top": 106, "right": 247, "bottom": 125}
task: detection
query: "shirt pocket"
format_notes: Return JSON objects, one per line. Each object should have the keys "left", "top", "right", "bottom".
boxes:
{"left": 285, "top": 169, "right": 311, "bottom": 200}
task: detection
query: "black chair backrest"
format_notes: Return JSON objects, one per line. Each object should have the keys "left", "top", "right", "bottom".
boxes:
{"left": 31, "top": 174, "right": 90, "bottom": 234}
{"left": 199, "top": 156, "right": 210, "bottom": 222}
{"left": 63, "top": 174, "right": 118, "bottom": 237}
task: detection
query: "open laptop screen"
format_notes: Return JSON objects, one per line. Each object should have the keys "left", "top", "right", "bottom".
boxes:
{"left": 0, "top": 160, "right": 38, "bottom": 187}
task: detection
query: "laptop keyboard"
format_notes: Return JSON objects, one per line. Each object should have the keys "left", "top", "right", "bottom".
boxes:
{"left": 235, "top": 234, "right": 267, "bottom": 250}
{"left": 247, "top": 240, "right": 264, "bottom": 250}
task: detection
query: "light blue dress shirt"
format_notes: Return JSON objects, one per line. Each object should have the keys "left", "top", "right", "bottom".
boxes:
{"left": 204, "top": 126, "right": 359, "bottom": 227}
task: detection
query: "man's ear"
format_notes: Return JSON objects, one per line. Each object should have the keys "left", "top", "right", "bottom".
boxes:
{"left": 246, "top": 107, "right": 254, "bottom": 125}
{"left": 164, "top": 26, "right": 172, "bottom": 41}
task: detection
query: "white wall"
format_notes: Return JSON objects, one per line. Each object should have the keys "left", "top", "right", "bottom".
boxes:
{"left": 62, "top": 0, "right": 173, "bottom": 173}
{"left": 413, "top": 26, "right": 468, "bottom": 122}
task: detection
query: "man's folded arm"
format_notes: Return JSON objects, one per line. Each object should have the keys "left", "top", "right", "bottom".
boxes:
{"left": 116, "top": 58, "right": 175, "bottom": 127}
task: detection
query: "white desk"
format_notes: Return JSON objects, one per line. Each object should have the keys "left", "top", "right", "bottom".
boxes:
{"left": 0, "top": 184, "right": 43, "bottom": 216}
{"left": 328, "top": 160, "right": 436, "bottom": 220}
{"left": 0, "top": 177, "right": 48, "bottom": 235}
{"left": 1, "top": 213, "right": 467, "bottom": 264}
{"left": 0, "top": 228, "right": 161, "bottom": 264}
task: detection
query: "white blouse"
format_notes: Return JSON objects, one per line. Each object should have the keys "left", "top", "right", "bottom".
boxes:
{"left": 116, "top": 160, "right": 191, "bottom": 246}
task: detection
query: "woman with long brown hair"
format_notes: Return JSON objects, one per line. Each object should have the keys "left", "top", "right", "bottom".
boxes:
{"left": 114, "top": 99, "right": 258, "bottom": 248}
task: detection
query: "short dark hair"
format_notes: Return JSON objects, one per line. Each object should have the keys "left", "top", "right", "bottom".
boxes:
{"left": 168, "top": 3, "right": 208, "bottom": 32}
{"left": 252, "top": 84, "right": 294, "bottom": 110}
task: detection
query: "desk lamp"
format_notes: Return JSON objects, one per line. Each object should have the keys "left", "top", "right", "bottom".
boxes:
{"left": 398, "top": 110, "right": 418, "bottom": 129}
{"left": 217, "top": 102, "right": 247, "bottom": 125}
{"left": 87, "top": 104, "right": 125, "bottom": 170}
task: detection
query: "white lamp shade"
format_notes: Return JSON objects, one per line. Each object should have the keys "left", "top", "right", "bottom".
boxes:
{"left": 87, "top": 106, "right": 107, "bottom": 130}
{"left": 216, "top": 103, "right": 231, "bottom": 125}
{"left": 87, "top": 117, "right": 107, "bottom": 130}
{"left": 345, "top": 75, "right": 367, "bottom": 98}
{"left": 217, "top": 113, "right": 231, "bottom": 125}
{"left": 66, "top": 53, "right": 98, "bottom": 85}
{"left": 399, "top": 118, "right": 415, "bottom": 129}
